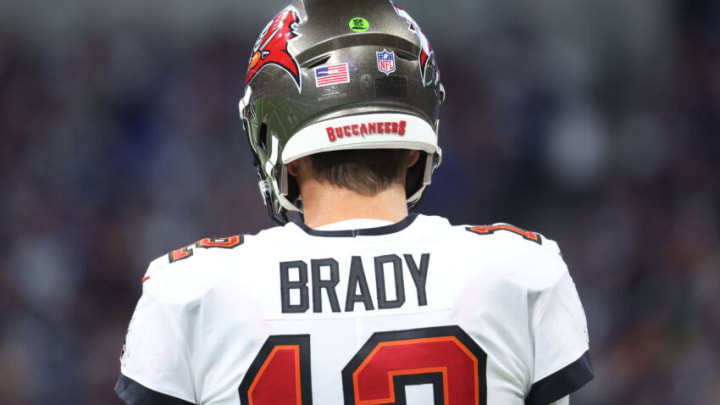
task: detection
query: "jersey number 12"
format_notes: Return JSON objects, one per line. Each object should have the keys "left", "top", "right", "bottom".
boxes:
{"left": 239, "top": 325, "right": 488, "bottom": 405}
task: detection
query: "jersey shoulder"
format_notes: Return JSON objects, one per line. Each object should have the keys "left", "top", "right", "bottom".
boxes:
{"left": 140, "top": 233, "right": 252, "bottom": 303}
{"left": 450, "top": 221, "right": 568, "bottom": 291}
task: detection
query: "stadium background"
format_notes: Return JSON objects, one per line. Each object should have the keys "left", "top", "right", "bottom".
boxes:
{"left": 1, "top": 0, "right": 718, "bottom": 403}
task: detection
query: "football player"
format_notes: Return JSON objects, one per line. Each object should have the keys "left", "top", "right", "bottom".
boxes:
{"left": 115, "top": 0, "right": 593, "bottom": 404}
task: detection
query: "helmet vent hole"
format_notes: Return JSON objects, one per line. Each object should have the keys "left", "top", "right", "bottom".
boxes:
{"left": 394, "top": 50, "right": 417, "bottom": 61}
{"left": 258, "top": 122, "right": 269, "bottom": 152}
{"left": 305, "top": 55, "right": 331, "bottom": 69}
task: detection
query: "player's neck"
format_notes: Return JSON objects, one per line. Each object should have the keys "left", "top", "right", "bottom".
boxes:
{"left": 300, "top": 181, "right": 409, "bottom": 228}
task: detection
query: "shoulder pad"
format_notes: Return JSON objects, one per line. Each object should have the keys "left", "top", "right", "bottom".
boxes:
{"left": 464, "top": 223, "right": 543, "bottom": 245}
{"left": 138, "top": 234, "right": 246, "bottom": 301}
{"left": 461, "top": 222, "right": 566, "bottom": 290}
{"left": 167, "top": 235, "right": 245, "bottom": 264}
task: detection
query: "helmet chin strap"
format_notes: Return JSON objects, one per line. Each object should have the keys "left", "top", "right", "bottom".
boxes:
{"left": 255, "top": 164, "right": 289, "bottom": 225}
{"left": 244, "top": 122, "right": 289, "bottom": 226}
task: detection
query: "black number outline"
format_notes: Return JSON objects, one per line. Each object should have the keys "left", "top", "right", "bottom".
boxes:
{"left": 239, "top": 335, "right": 313, "bottom": 405}
{"left": 342, "top": 325, "right": 487, "bottom": 405}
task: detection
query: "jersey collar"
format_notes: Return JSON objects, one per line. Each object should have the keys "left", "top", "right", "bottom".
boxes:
{"left": 292, "top": 213, "right": 419, "bottom": 237}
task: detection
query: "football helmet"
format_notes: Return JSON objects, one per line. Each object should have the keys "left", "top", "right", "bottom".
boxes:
{"left": 239, "top": 0, "right": 445, "bottom": 224}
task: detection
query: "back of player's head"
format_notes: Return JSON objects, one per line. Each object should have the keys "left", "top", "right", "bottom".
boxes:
{"left": 239, "top": 0, "right": 445, "bottom": 223}
{"left": 295, "top": 148, "right": 415, "bottom": 196}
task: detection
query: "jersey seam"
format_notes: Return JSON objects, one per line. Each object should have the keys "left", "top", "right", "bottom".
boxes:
{"left": 527, "top": 268, "right": 565, "bottom": 393}
{"left": 152, "top": 288, "right": 199, "bottom": 403}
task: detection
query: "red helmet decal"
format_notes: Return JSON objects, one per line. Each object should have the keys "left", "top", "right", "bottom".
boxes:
{"left": 245, "top": 9, "right": 302, "bottom": 91}
{"left": 391, "top": 2, "right": 434, "bottom": 84}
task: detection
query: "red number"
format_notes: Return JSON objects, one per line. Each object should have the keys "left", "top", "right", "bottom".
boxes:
{"left": 342, "top": 326, "right": 487, "bottom": 405}
{"left": 466, "top": 225, "right": 541, "bottom": 245}
{"left": 168, "top": 246, "right": 193, "bottom": 263}
{"left": 196, "top": 235, "right": 244, "bottom": 249}
{"left": 240, "top": 326, "right": 487, "bottom": 405}
{"left": 167, "top": 235, "right": 243, "bottom": 264}
{"left": 239, "top": 335, "right": 312, "bottom": 405}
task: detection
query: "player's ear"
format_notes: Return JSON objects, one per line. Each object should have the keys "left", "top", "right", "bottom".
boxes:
{"left": 288, "top": 157, "right": 311, "bottom": 178}
{"left": 287, "top": 160, "right": 300, "bottom": 177}
{"left": 408, "top": 150, "right": 421, "bottom": 167}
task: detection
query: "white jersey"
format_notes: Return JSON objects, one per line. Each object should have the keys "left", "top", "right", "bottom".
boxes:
{"left": 116, "top": 214, "right": 593, "bottom": 405}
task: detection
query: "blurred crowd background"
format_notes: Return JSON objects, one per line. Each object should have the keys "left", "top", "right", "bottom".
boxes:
{"left": 1, "top": 0, "right": 718, "bottom": 403}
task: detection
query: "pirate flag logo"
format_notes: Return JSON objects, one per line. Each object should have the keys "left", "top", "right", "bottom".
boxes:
{"left": 245, "top": 9, "right": 302, "bottom": 92}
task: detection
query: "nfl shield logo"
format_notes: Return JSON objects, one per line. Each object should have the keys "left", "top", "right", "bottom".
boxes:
{"left": 376, "top": 49, "right": 396, "bottom": 75}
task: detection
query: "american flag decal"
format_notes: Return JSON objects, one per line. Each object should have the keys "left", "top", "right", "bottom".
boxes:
{"left": 314, "top": 63, "right": 350, "bottom": 87}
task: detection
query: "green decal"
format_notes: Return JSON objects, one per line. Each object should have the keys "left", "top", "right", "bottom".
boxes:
{"left": 349, "top": 17, "right": 369, "bottom": 32}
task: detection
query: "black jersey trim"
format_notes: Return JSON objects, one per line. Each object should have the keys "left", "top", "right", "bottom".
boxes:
{"left": 525, "top": 351, "right": 594, "bottom": 405}
{"left": 115, "top": 374, "right": 195, "bottom": 405}
{"left": 294, "top": 212, "right": 419, "bottom": 237}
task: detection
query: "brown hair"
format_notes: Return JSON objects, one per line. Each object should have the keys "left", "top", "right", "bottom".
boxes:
{"left": 300, "top": 149, "right": 412, "bottom": 195}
